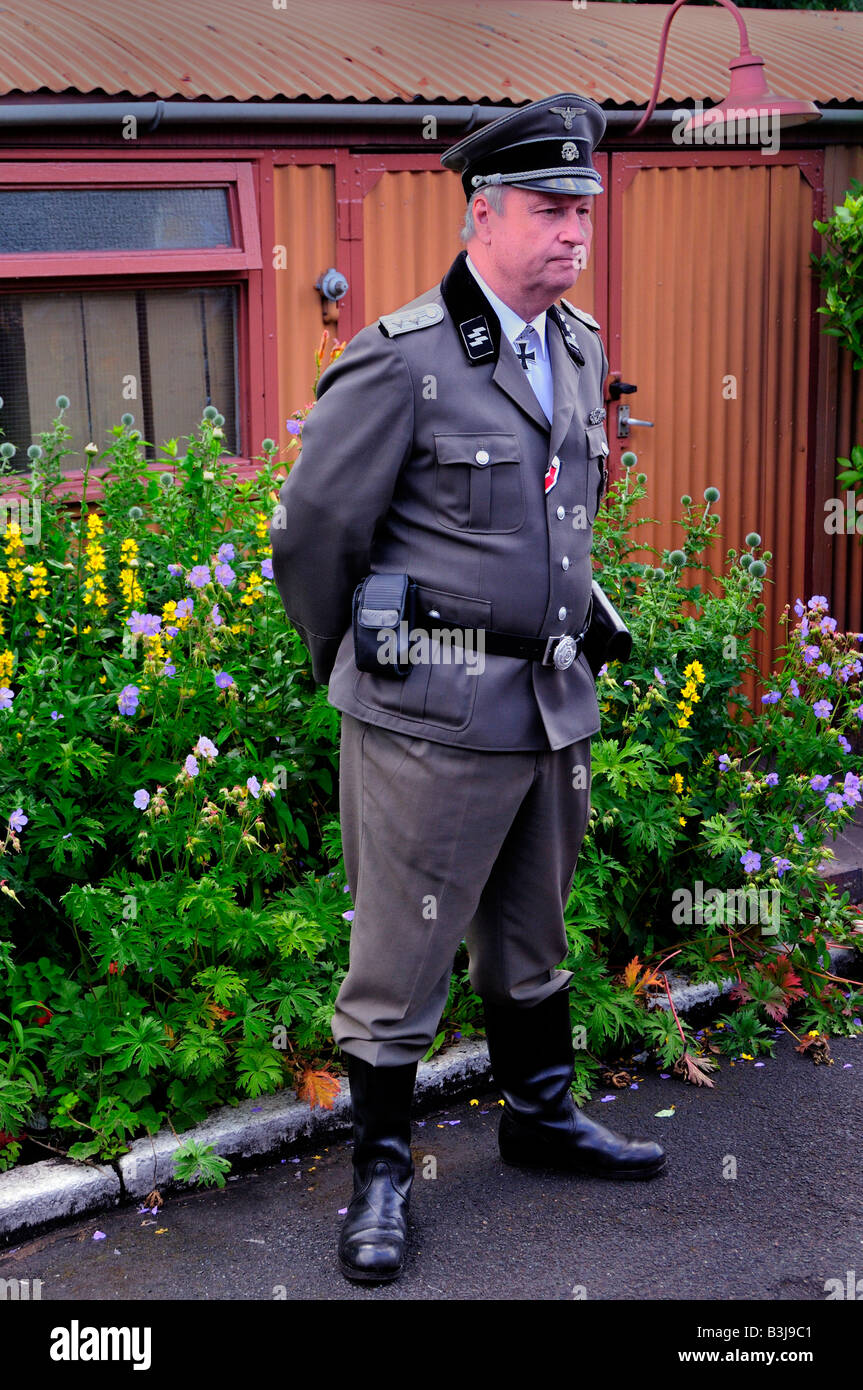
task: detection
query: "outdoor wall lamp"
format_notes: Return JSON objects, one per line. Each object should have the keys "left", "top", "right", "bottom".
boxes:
{"left": 316, "top": 268, "right": 349, "bottom": 328}
{"left": 630, "top": 0, "right": 822, "bottom": 137}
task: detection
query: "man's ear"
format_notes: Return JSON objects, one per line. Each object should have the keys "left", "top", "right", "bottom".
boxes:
{"left": 471, "top": 192, "right": 496, "bottom": 244}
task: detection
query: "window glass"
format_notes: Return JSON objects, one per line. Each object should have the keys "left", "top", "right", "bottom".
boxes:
{"left": 0, "top": 188, "right": 232, "bottom": 253}
{"left": 0, "top": 285, "right": 239, "bottom": 462}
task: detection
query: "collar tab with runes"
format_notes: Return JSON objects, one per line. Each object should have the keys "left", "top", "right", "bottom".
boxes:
{"left": 440, "top": 250, "right": 502, "bottom": 366}
{"left": 547, "top": 304, "right": 585, "bottom": 367}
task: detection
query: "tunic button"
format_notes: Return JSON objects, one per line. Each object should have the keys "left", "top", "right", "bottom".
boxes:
{"left": 475, "top": 448, "right": 490, "bottom": 465}
{"left": 561, "top": 556, "right": 570, "bottom": 571}
{"left": 558, "top": 606, "right": 567, "bottom": 621}
{"left": 556, "top": 505, "right": 566, "bottom": 520}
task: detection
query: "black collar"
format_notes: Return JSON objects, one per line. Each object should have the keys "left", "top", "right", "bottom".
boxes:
{"left": 440, "top": 250, "right": 501, "bottom": 366}
{"left": 440, "top": 250, "right": 584, "bottom": 368}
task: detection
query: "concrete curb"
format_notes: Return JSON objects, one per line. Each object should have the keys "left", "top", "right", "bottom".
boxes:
{"left": 2, "top": 944, "right": 860, "bottom": 1246}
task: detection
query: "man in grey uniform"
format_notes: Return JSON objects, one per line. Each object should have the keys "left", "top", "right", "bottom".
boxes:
{"left": 270, "top": 93, "right": 666, "bottom": 1286}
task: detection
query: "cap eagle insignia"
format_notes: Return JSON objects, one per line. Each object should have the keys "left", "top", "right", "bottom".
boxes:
{"left": 550, "top": 105, "right": 586, "bottom": 130}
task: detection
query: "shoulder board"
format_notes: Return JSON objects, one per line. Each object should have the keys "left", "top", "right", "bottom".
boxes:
{"left": 378, "top": 303, "right": 444, "bottom": 338}
{"left": 560, "top": 298, "right": 601, "bottom": 331}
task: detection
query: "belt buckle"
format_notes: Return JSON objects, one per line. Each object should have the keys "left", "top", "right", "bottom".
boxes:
{"left": 543, "top": 634, "right": 578, "bottom": 670}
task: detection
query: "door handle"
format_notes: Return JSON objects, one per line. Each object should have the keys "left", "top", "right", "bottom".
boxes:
{"left": 617, "top": 403, "right": 655, "bottom": 439}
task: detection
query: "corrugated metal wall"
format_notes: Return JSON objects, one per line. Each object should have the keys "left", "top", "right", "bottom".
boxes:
{"left": 274, "top": 162, "right": 336, "bottom": 460}
{"left": 363, "top": 171, "right": 463, "bottom": 322}
{"left": 614, "top": 159, "right": 819, "bottom": 695}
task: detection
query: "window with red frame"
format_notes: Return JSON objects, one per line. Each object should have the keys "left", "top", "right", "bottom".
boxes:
{"left": 0, "top": 164, "right": 260, "bottom": 468}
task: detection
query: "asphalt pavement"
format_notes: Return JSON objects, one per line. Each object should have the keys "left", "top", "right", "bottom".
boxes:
{"left": 4, "top": 1029, "right": 861, "bottom": 1305}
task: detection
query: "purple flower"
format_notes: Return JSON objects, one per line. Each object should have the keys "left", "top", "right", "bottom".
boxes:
{"left": 838, "top": 735, "right": 852, "bottom": 754}
{"left": 133, "top": 789, "right": 150, "bottom": 810}
{"left": 793, "top": 598, "right": 805, "bottom": 617}
{"left": 761, "top": 691, "right": 781, "bottom": 704}
{"left": 128, "top": 611, "right": 162, "bottom": 636}
{"left": 162, "top": 662, "right": 176, "bottom": 677}
{"left": 803, "top": 645, "right": 820, "bottom": 665}
{"left": 184, "top": 754, "right": 199, "bottom": 777}
{"left": 246, "top": 776, "right": 261, "bottom": 799}
{"left": 816, "top": 663, "right": 831, "bottom": 678}
{"left": 0, "top": 687, "right": 13, "bottom": 710}
{"left": 771, "top": 856, "right": 792, "bottom": 876}
{"left": 8, "top": 808, "right": 28, "bottom": 833}
{"left": 810, "top": 774, "right": 832, "bottom": 792}
{"left": 740, "top": 849, "right": 762, "bottom": 874}
{"left": 842, "top": 773, "right": 862, "bottom": 807}
{"left": 800, "top": 617, "right": 810, "bottom": 639}
{"left": 118, "top": 684, "right": 140, "bottom": 716}
{"left": 792, "top": 822, "right": 805, "bottom": 844}
{"left": 286, "top": 419, "right": 302, "bottom": 436}
{"left": 214, "top": 563, "right": 235, "bottom": 587}
{"left": 718, "top": 753, "right": 732, "bottom": 772}
{"left": 210, "top": 605, "right": 223, "bottom": 628}
{"left": 342, "top": 910, "right": 355, "bottom": 921}
{"left": 808, "top": 595, "right": 829, "bottom": 611}
{"left": 764, "top": 772, "right": 779, "bottom": 786}
{"left": 260, "top": 557, "right": 274, "bottom": 580}
{"left": 855, "top": 705, "right": 863, "bottom": 722}
{"left": 187, "top": 565, "right": 211, "bottom": 590}
{"left": 166, "top": 625, "right": 179, "bottom": 638}
{"left": 821, "top": 616, "right": 838, "bottom": 634}
{"left": 653, "top": 666, "right": 666, "bottom": 686}
{"left": 825, "top": 792, "right": 845, "bottom": 812}
{"left": 167, "top": 563, "right": 183, "bottom": 577}
{"left": 789, "top": 678, "right": 800, "bottom": 698}
{"left": 175, "top": 598, "right": 194, "bottom": 620}
{"left": 813, "top": 699, "right": 833, "bottom": 719}
{"left": 195, "top": 736, "right": 219, "bottom": 762}
{"left": 217, "top": 542, "right": 235, "bottom": 562}
{"left": 214, "top": 671, "right": 234, "bottom": 689}
{"left": 50, "top": 710, "right": 61, "bottom": 720}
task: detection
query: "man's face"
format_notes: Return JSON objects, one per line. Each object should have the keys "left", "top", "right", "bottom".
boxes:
{"left": 472, "top": 186, "right": 594, "bottom": 314}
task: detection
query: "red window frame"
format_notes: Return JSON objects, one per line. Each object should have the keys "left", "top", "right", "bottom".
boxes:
{"left": 0, "top": 161, "right": 265, "bottom": 497}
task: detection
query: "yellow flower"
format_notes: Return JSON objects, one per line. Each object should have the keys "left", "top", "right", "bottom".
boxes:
{"left": 678, "top": 816, "right": 686, "bottom": 826}
{"left": 684, "top": 660, "right": 705, "bottom": 683}
{"left": 669, "top": 773, "right": 683, "bottom": 794}
{"left": 99, "top": 675, "right": 107, "bottom": 684}
{"left": 741, "top": 1053, "right": 753, "bottom": 1061}
{"left": 677, "top": 716, "right": 691, "bottom": 730}
{"left": 119, "top": 566, "right": 144, "bottom": 608}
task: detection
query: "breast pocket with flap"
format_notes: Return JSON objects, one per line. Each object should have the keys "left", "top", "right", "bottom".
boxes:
{"left": 433, "top": 432, "right": 525, "bottom": 533}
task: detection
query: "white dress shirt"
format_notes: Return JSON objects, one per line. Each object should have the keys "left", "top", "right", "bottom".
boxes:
{"left": 465, "top": 255, "right": 555, "bottom": 422}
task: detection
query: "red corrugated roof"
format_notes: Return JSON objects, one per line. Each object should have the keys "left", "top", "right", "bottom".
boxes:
{"left": 0, "top": 0, "right": 860, "bottom": 105}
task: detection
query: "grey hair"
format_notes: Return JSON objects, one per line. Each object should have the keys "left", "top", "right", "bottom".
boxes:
{"left": 459, "top": 183, "right": 508, "bottom": 243}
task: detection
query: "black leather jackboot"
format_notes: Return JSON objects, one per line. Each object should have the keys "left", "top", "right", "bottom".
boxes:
{"left": 338, "top": 1053, "right": 418, "bottom": 1283}
{"left": 483, "top": 989, "right": 667, "bottom": 1180}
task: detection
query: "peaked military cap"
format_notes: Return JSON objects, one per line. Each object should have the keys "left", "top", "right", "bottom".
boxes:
{"left": 441, "top": 93, "right": 606, "bottom": 199}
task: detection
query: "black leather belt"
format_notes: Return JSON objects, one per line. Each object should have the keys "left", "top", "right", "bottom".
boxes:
{"left": 416, "top": 595, "right": 593, "bottom": 671}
